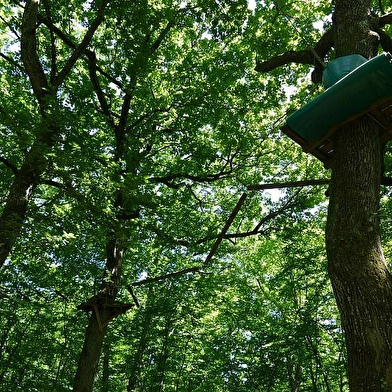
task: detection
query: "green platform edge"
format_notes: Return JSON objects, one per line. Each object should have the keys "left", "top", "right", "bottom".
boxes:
{"left": 286, "top": 52, "right": 392, "bottom": 143}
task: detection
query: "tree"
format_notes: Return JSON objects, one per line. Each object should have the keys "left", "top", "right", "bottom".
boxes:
{"left": 2, "top": 0, "right": 297, "bottom": 390}
{"left": 6, "top": 0, "right": 392, "bottom": 391}
{"left": 256, "top": 0, "right": 392, "bottom": 390}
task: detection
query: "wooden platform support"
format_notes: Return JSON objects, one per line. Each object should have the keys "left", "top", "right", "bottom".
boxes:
{"left": 78, "top": 294, "right": 134, "bottom": 331}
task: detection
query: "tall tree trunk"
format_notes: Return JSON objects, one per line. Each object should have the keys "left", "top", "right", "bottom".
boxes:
{"left": 73, "top": 232, "right": 128, "bottom": 392}
{"left": 72, "top": 313, "right": 107, "bottom": 392}
{"left": 326, "top": 1, "right": 392, "bottom": 390}
{"left": 0, "top": 0, "right": 105, "bottom": 268}
{"left": 101, "top": 342, "right": 110, "bottom": 392}
{"left": 73, "top": 93, "right": 133, "bottom": 391}
{"left": 0, "top": 132, "right": 55, "bottom": 267}
{"left": 326, "top": 117, "right": 392, "bottom": 391}
{"left": 0, "top": 0, "right": 52, "bottom": 269}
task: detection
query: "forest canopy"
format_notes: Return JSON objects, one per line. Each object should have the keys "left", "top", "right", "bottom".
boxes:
{"left": 1, "top": 0, "right": 392, "bottom": 391}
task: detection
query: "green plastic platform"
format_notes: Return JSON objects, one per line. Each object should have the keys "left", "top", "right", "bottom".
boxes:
{"left": 281, "top": 52, "right": 392, "bottom": 166}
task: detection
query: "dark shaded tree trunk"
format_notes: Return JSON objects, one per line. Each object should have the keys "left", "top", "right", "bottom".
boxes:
{"left": 101, "top": 342, "right": 110, "bottom": 392}
{"left": 325, "top": 1, "right": 392, "bottom": 390}
{"left": 326, "top": 117, "right": 392, "bottom": 391}
{"left": 0, "top": 0, "right": 106, "bottom": 269}
{"left": 286, "top": 356, "right": 302, "bottom": 392}
{"left": 151, "top": 315, "right": 173, "bottom": 392}
{"left": 73, "top": 92, "right": 133, "bottom": 391}
{"left": 72, "top": 313, "right": 107, "bottom": 392}
{"left": 73, "top": 232, "right": 127, "bottom": 392}
{"left": 0, "top": 0, "right": 52, "bottom": 269}
{"left": 0, "top": 132, "right": 55, "bottom": 268}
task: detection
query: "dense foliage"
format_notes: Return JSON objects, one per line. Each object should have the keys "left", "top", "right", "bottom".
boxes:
{"left": 1, "top": 0, "right": 392, "bottom": 390}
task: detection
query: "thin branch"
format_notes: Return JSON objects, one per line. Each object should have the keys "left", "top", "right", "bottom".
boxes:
{"left": 151, "top": 168, "right": 234, "bottom": 187}
{"left": 0, "top": 52, "right": 24, "bottom": 72}
{"left": 247, "top": 177, "right": 392, "bottom": 191}
{"left": 224, "top": 200, "right": 298, "bottom": 240}
{"left": 247, "top": 179, "right": 330, "bottom": 191}
{"left": 52, "top": 0, "right": 109, "bottom": 89}
{"left": 0, "top": 14, "right": 20, "bottom": 39}
{"left": 41, "top": 179, "right": 102, "bottom": 214}
{"left": 150, "top": 19, "right": 175, "bottom": 55}
{"left": 202, "top": 192, "right": 248, "bottom": 267}
{"left": 131, "top": 267, "right": 200, "bottom": 287}
{"left": 21, "top": 0, "right": 49, "bottom": 101}
{"left": 126, "top": 285, "right": 140, "bottom": 307}
{"left": 86, "top": 51, "right": 115, "bottom": 127}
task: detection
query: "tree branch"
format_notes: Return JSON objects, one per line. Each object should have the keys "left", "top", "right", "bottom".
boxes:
{"left": 131, "top": 267, "right": 200, "bottom": 287}
{"left": 151, "top": 165, "right": 234, "bottom": 188}
{"left": 203, "top": 192, "right": 248, "bottom": 267}
{"left": 255, "top": 28, "right": 334, "bottom": 84}
{"left": 224, "top": 200, "right": 299, "bottom": 240}
{"left": 21, "top": 0, "right": 48, "bottom": 101}
{"left": 0, "top": 156, "right": 18, "bottom": 174}
{"left": 150, "top": 19, "right": 175, "bottom": 55}
{"left": 247, "top": 178, "right": 330, "bottom": 191}
{"left": 0, "top": 52, "right": 24, "bottom": 72}
{"left": 41, "top": 178, "right": 102, "bottom": 215}
{"left": 39, "top": 14, "right": 125, "bottom": 89}
{"left": 52, "top": 0, "right": 109, "bottom": 89}
{"left": 86, "top": 51, "right": 115, "bottom": 127}
{"left": 42, "top": 0, "right": 57, "bottom": 83}
{"left": 255, "top": 49, "right": 314, "bottom": 73}
{"left": 377, "top": 29, "right": 392, "bottom": 54}
{"left": 379, "top": 13, "right": 392, "bottom": 27}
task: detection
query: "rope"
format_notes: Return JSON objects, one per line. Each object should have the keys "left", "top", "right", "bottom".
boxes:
{"left": 275, "top": 2, "right": 327, "bottom": 68}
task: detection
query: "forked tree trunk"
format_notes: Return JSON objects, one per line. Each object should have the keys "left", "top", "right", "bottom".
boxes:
{"left": 73, "top": 233, "right": 128, "bottom": 392}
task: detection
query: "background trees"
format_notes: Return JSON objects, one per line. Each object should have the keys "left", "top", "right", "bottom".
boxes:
{"left": 1, "top": 0, "right": 391, "bottom": 390}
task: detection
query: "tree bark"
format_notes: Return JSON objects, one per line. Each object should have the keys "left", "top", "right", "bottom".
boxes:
{"left": 73, "top": 229, "right": 128, "bottom": 392}
{"left": 127, "top": 291, "right": 154, "bottom": 391}
{"left": 326, "top": 117, "right": 392, "bottom": 391}
{"left": 325, "top": 1, "right": 392, "bottom": 390}
{"left": 72, "top": 313, "right": 107, "bottom": 392}
{"left": 73, "top": 90, "right": 132, "bottom": 391}
{"left": 0, "top": 0, "right": 107, "bottom": 269}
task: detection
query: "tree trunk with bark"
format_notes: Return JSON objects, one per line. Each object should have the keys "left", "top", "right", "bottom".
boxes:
{"left": 326, "top": 1, "right": 392, "bottom": 390}
{"left": 73, "top": 93, "right": 134, "bottom": 391}
{"left": 73, "top": 229, "right": 129, "bottom": 392}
